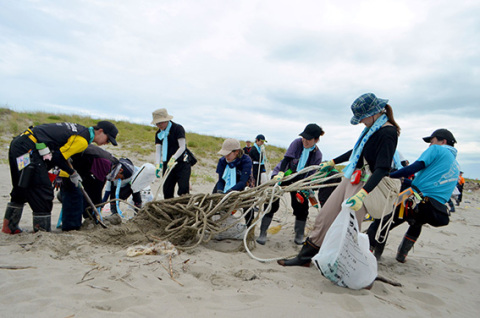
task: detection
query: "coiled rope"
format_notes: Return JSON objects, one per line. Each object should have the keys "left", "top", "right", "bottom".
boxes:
{"left": 136, "top": 165, "right": 341, "bottom": 255}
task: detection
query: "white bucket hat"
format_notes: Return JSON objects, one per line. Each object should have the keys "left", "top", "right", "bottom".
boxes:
{"left": 151, "top": 108, "right": 173, "bottom": 125}
{"left": 218, "top": 138, "right": 241, "bottom": 156}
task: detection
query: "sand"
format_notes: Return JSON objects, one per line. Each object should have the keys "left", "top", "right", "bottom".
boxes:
{"left": 1, "top": 163, "right": 480, "bottom": 318}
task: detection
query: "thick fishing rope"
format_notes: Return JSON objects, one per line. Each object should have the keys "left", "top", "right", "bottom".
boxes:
{"left": 134, "top": 166, "right": 341, "bottom": 253}
{"left": 244, "top": 167, "right": 342, "bottom": 262}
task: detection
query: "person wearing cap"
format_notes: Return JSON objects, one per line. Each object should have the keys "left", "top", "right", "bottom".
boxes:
{"left": 57, "top": 144, "right": 118, "bottom": 231}
{"left": 256, "top": 124, "right": 324, "bottom": 246}
{"left": 277, "top": 93, "right": 400, "bottom": 266}
{"left": 243, "top": 140, "right": 252, "bottom": 155}
{"left": 248, "top": 134, "right": 268, "bottom": 187}
{"left": 2, "top": 121, "right": 118, "bottom": 234}
{"left": 214, "top": 138, "right": 253, "bottom": 225}
{"left": 368, "top": 128, "right": 460, "bottom": 263}
{"left": 151, "top": 108, "right": 191, "bottom": 199}
{"left": 102, "top": 158, "right": 142, "bottom": 225}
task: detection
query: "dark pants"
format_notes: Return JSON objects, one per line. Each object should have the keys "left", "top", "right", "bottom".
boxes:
{"left": 60, "top": 179, "right": 83, "bottom": 231}
{"left": 265, "top": 191, "right": 309, "bottom": 221}
{"left": 457, "top": 185, "right": 464, "bottom": 203}
{"left": 317, "top": 172, "right": 341, "bottom": 207}
{"left": 368, "top": 197, "right": 450, "bottom": 248}
{"left": 8, "top": 134, "right": 53, "bottom": 215}
{"left": 61, "top": 175, "right": 106, "bottom": 229}
{"left": 163, "top": 161, "right": 191, "bottom": 199}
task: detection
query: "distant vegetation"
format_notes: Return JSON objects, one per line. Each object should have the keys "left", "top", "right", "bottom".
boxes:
{"left": 0, "top": 107, "right": 287, "bottom": 175}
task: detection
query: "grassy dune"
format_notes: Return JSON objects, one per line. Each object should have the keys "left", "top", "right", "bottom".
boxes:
{"left": 0, "top": 108, "right": 287, "bottom": 176}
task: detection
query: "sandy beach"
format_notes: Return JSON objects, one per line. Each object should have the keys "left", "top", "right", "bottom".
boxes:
{"left": 1, "top": 162, "right": 479, "bottom": 318}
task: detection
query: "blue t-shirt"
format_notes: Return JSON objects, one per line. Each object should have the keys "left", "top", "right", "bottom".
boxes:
{"left": 412, "top": 145, "right": 460, "bottom": 203}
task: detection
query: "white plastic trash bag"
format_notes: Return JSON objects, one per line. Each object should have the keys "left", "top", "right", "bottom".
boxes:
{"left": 452, "top": 186, "right": 460, "bottom": 196}
{"left": 131, "top": 163, "right": 156, "bottom": 193}
{"left": 260, "top": 172, "right": 268, "bottom": 185}
{"left": 312, "top": 202, "right": 377, "bottom": 290}
{"left": 212, "top": 213, "right": 247, "bottom": 240}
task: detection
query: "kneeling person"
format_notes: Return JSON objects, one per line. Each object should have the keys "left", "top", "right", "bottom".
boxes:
{"left": 103, "top": 158, "right": 142, "bottom": 225}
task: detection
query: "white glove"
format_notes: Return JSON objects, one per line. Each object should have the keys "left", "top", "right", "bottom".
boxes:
{"left": 70, "top": 171, "right": 83, "bottom": 187}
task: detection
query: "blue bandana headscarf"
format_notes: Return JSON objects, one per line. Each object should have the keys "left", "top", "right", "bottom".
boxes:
{"left": 157, "top": 121, "right": 172, "bottom": 162}
{"left": 343, "top": 114, "right": 388, "bottom": 178}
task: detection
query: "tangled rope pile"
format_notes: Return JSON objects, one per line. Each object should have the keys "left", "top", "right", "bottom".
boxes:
{"left": 133, "top": 165, "right": 341, "bottom": 254}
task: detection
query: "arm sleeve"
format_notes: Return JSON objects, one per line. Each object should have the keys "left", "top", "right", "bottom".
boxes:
{"left": 53, "top": 135, "right": 89, "bottom": 175}
{"left": 172, "top": 138, "right": 186, "bottom": 160}
{"left": 390, "top": 160, "right": 425, "bottom": 179}
{"left": 333, "top": 150, "right": 353, "bottom": 165}
{"left": 279, "top": 157, "right": 293, "bottom": 172}
{"left": 155, "top": 144, "right": 161, "bottom": 165}
{"left": 60, "top": 135, "right": 89, "bottom": 160}
{"left": 229, "top": 156, "right": 253, "bottom": 192}
{"left": 215, "top": 160, "right": 226, "bottom": 192}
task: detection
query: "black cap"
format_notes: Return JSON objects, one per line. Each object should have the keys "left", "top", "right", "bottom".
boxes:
{"left": 255, "top": 134, "right": 267, "bottom": 142}
{"left": 107, "top": 158, "right": 134, "bottom": 180}
{"left": 299, "top": 123, "right": 324, "bottom": 140}
{"left": 423, "top": 129, "right": 456, "bottom": 145}
{"left": 118, "top": 158, "right": 134, "bottom": 179}
{"left": 97, "top": 121, "right": 118, "bottom": 146}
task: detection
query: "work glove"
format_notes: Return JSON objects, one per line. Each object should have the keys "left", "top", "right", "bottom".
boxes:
{"left": 318, "top": 160, "right": 335, "bottom": 173}
{"left": 167, "top": 157, "right": 176, "bottom": 169}
{"left": 273, "top": 171, "right": 284, "bottom": 182}
{"left": 69, "top": 171, "right": 83, "bottom": 188}
{"left": 346, "top": 189, "right": 368, "bottom": 211}
{"left": 155, "top": 163, "right": 162, "bottom": 178}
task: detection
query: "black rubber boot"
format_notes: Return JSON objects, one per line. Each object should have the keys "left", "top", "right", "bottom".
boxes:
{"left": 33, "top": 215, "right": 51, "bottom": 232}
{"left": 396, "top": 234, "right": 417, "bottom": 263}
{"left": 447, "top": 200, "right": 455, "bottom": 213}
{"left": 256, "top": 215, "right": 273, "bottom": 245}
{"left": 373, "top": 242, "right": 386, "bottom": 260}
{"left": 277, "top": 238, "right": 319, "bottom": 267}
{"left": 2, "top": 203, "right": 24, "bottom": 234}
{"left": 294, "top": 219, "right": 306, "bottom": 245}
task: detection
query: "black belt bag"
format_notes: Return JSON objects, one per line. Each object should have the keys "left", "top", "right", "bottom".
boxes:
{"left": 183, "top": 148, "right": 197, "bottom": 166}
{"left": 425, "top": 197, "right": 449, "bottom": 216}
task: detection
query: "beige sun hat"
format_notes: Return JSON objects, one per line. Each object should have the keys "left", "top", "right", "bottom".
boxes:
{"left": 151, "top": 108, "right": 174, "bottom": 125}
{"left": 218, "top": 138, "right": 241, "bottom": 156}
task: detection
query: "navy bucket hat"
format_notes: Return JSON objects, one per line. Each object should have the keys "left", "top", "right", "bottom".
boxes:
{"left": 350, "top": 93, "right": 389, "bottom": 125}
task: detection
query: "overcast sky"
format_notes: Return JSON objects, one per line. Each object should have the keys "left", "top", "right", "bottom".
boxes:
{"left": 1, "top": 0, "right": 479, "bottom": 178}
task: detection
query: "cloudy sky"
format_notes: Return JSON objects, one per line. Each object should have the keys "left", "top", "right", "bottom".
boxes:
{"left": 1, "top": 0, "right": 479, "bottom": 178}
